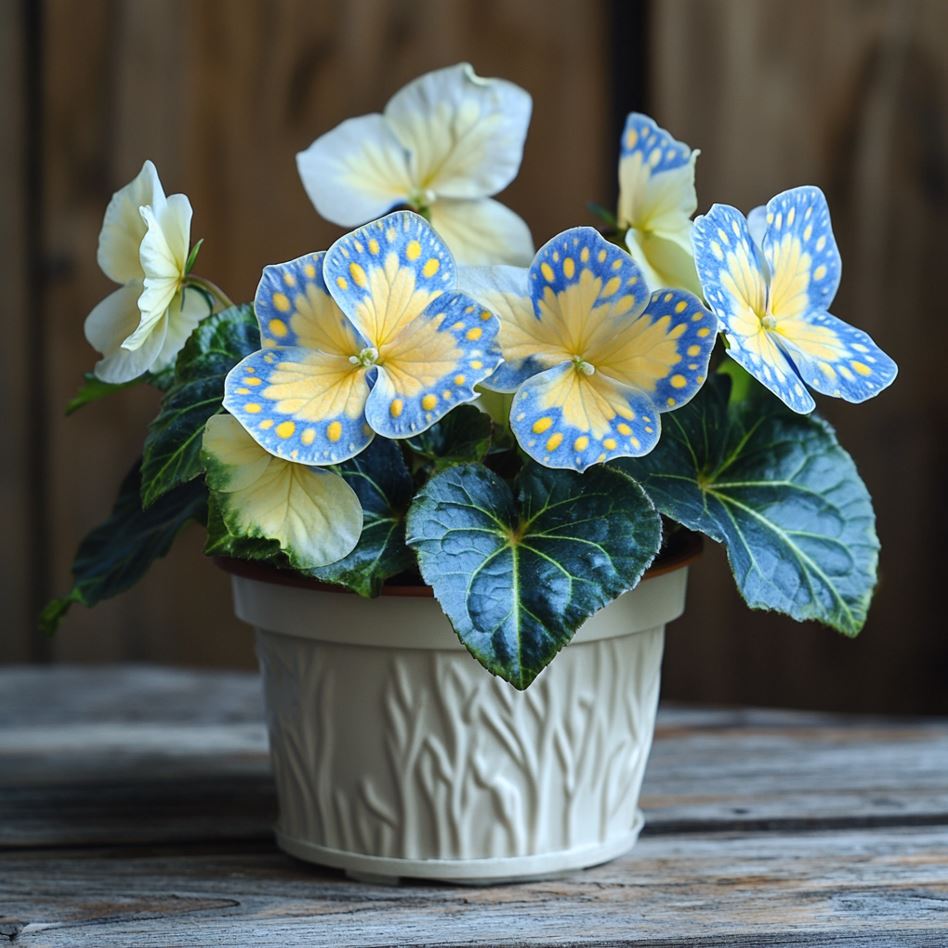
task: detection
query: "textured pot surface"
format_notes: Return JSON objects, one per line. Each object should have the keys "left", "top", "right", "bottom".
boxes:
{"left": 232, "top": 565, "right": 690, "bottom": 883}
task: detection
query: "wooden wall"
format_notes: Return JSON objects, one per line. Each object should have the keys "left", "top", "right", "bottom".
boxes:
{"left": 3, "top": 0, "right": 946, "bottom": 712}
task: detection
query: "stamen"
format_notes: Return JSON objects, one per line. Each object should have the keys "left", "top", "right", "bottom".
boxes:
{"left": 762, "top": 315, "right": 778, "bottom": 330}
{"left": 572, "top": 356, "right": 596, "bottom": 376}
{"left": 350, "top": 346, "right": 380, "bottom": 367}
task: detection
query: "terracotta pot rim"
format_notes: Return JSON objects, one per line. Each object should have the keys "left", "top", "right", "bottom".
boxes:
{"left": 216, "top": 530, "right": 703, "bottom": 598}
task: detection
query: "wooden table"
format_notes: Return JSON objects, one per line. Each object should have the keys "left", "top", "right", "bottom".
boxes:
{"left": 1, "top": 667, "right": 946, "bottom": 946}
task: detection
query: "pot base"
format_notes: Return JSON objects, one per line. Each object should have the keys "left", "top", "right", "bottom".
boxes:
{"left": 276, "top": 810, "right": 645, "bottom": 885}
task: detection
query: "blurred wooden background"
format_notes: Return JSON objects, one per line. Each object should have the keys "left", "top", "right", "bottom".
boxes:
{"left": 3, "top": 0, "right": 946, "bottom": 712}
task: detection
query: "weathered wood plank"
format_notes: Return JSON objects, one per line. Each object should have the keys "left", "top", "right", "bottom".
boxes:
{"left": 1, "top": 827, "right": 946, "bottom": 946}
{"left": 2, "top": 668, "right": 947, "bottom": 850}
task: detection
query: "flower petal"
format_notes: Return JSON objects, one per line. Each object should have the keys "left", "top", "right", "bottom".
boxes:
{"left": 428, "top": 196, "right": 534, "bottom": 266}
{"left": 296, "top": 114, "right": 412, "bottom": 227}
{"left": 129, "top": 194, "right": 193, "bottom": 349}
{"left": 97, "top": 160, "right": 165, "bottom": 284}
{"left": 364, "top": 291, "right": 501, "bottom": 438}
{"left": 588, "top": 288, "right": 716, "bottom": 412}
{"left": 223, "top": 347, "right": 373, "bottom": 465}
{"left": 203, "top": 414, "right": 363, "bottom": 569}
{"left": 457, "top": 264, "right": 554, "bottom": 391}
{"left": 510, "top": 362, "right": 661, "bottom": 472}
{"left": 324, "top": 211, "right": 455, "bottom": 348}
{"left": 529, "top": 227, "right": 650, "bottom": 359}
{"left": 762, "top": 186, "right": 841, "bottom": 320}
{"left": 385, "top": 63, "right": 532, "bottom": 199}
{"left": 625, "top": 225, "right": 702, "bottom": 295}
{"left": 84, "top": 282, "right": 167, "bottom": 383}
{"left": 773, "top": 310, "right": 897, "bottom": 404}
{"left": 618, "top": 114, "right": 697, "bottom": 229}
{"left": 255, "top": 252, "right": 365, "bottom": 355}
{"left": 153, "top": 286, "right": 215, "bottom": 372}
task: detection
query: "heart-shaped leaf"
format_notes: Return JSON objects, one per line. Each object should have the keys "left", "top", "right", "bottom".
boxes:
{"left": 613, "top": 373, "right": 879, "bottom": 635}
{"left": 140, "top": 304, "right": 259, "bottom": 508}
{"left": 310, "top": 438, "right": 416, "bottom": 596}
{"left": 40, "top": 461, "right": 207, "bottom": 634}
{"left": 406, "top": 462, "right": 662, "bottom": 688}
{"left": 405, "top": 404, "right": 492, "bottom": 472}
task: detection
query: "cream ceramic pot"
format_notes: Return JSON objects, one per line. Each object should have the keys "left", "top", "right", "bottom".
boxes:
{"left": 228, "top": 545, "right": 696, "bottom": 884}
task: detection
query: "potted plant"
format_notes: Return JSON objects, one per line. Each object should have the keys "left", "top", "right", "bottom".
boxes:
{"left": 45, "top": 64, "right": 896, "bottom": 884}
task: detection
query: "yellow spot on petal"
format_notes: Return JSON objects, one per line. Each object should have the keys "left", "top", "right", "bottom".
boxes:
{"left": 480, "top": 309, "right": 492, "bottom": 321}
{"left": 617, "top": 423, "right": 632, "bottom": 436}
{"left": 390, "top": 399, "right": 403, "bottom": 418}
{"left": 406, "top": 240, "right": 421, "bottom": 261}
{"left": 691, "top": 311, "right": 704, "bottom": 322}
{"left": 663, "top": 292, "right": 673, "bottom": 302}
{"left": 667, "top": 397, "right": 676, "bottom": 406}
{"left": 368, "top": 238, "right": 380, "bottom": 255}
{"left": 276, "top": 421, "right": 295, "bottom": 439}
{"left": 245, "top": 366, "right": 256, "bottom": 374}
{"left": 687, "top": 345, "right": 701, "bottom": 357}
{"left": 625, "top": 128, "right": 638, "bottom": 149}
{"left": 466, "top": 326, "right": 482, "bottom": 341}
{"left": 244, "top": 376, "right": 261, "bottom": 386}
{"left": 852, "top": 360, "right": 872, "bottom": 376}
{"left": 631, "top": 437, "right": 641, "bottom": 449}
{"left": 269, "top": 318, "right": 288, "bottom": 338}
{"left": 533, "top": 416, "right": 554, "bottom": 434}
{"left": 304, "top": 263, "right": 316, "bottom": 278}
{"left": 813, "top": 265, "right": 827, "bottom": 280}
{"left": 423, "top": 258, "right": 440, "bottom": 278}
{"left": 236, "top": 387, "right": 250, "bottom": 395}
{"left": 283, "top": 272, "right": 296, "bottom": 288}
{"left": 245, "top": 403, "right": 262, "bottom": 414}
{"left": 674, "top": 300, "right": 687, "bottom": 314}
{"left": 820, "top": 362, "right": 836, "bottom": 378}
{"left": 336, "top": 276, "right": 348, "bottom": 290}
{"left": 272, "top": 292, "right": 291, "bottom": 312}
{"left": 546, "top": 433, "right": 563, "bottom": 452}
{"left": 803, "top": 223, "right": 813, "bottom": 241}
{"left": 454, "top": 374, "right": 466, "bottom": 385}
{"left": 471, "top": 360, "right": 483, "bottom": 370}
{"left": 349, "top": 262, "right": 367, "bottom": 287}
{"left": 259, "top": 419, "right": 274, "bottom": 430}
{"left": 670, "top": 374, "right": 687, "bottom": 389}
{"left": 580, "top": 247, "right": 590, "bottom": 263}
{"left": 422, "top": 394, "right": 438, "bottom": 411}
{"left": 563, "top": 257, "right": 575, "bottom": 279}
{"left": 602, "top": 276, "right": 621, "bottom": 297}
{"left": 697, "top": 327, "right": 711, "bottom": 338}
{"left": 597, "top": 249, "right": 607, "bottom": 263}
{"left": 301, "top": 428, "right": 316, "bottom": 445}
{"left": 603, "top": 438, "right": 617, "bottom": 450}
{"left": 327, "top": 421, "right": 342, "bottom": 442}
{"left": 442, "top": 390, "right": 452, "bottom": 400}
{"left": 574, "top": 435, "right": 589, "bottom": 451}
{"left": 541, "top": 262, "right": 555, "bottom": 282}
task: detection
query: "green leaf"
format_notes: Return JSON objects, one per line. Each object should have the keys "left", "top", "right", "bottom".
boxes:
{"left": 140, "top": 304, "right": 259, "bottom": 508}
{"left": 65, "top": 366, "right": 174, "bottom": 414}
{"left": 204, "top": 492, "right": 282, "bottom": 563}
{"left": 587, "top": 201, "right": 618, "bottom": 228}
{"left": 613, "top": 374, "right": 879, "bottom": 636}
{"left": 185, "top": 237, "right": 205, "bottom": 275}
{"left": 405, "top": 404, "right": 493, "bottom": 472}
{"left": 40, "top": 461, "right": 206, "bottom": 634}
{"left": 406, "top": 462, "right": 662, "bottom": 689}
{"left": 310, "top": 438, "right": 416, "bottom": 596}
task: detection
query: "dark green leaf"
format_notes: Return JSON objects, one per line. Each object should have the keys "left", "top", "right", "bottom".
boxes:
{"left": 405, "top": 404, "right": 492, "bottom": 471}
{"left": 40, "top": 461, "right": 207, "bottom": 634}
{"left": 203, "top": 491, "right": 283, "bottom": 563}
{"left": 586, "top": 201, "right": 618, "bottom": 228}
{"left": 613, "top": 374, "right": 879, "bottom": 636}
{"left": 309, "top": 438, "right": 416, "bottom": 596}
{"left": 65, "top": 366, "right": 174, "bottom": 415}
{"left": 140, "top": 304, "right": 258, "bottom": 508}
{"left": 406, "top": 462, "right": 662, "bottom": 689}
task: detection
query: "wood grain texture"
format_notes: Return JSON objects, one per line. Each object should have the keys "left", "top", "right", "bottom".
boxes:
{"left": 650, "top": 0, "right": 948, "bottom": 714}
{"left": 1, "top": 668, "right": 947, "bottom": 945}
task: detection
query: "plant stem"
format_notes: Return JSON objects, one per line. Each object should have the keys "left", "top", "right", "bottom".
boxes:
{"left": 187, "top": 275, "right": 236, "bottom": 310}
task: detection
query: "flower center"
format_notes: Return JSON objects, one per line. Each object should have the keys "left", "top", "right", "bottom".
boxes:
{"left": 408, "top": 188, "right": 437, "bottom": 220}
{"left": 571, "top": 355, "right": 596, "bottom": 376}
{"left": 760, "top": 315, "right": 778, "bottom": 330}
{"left": 349, "top": 346, "right": 380, "bottom": 368}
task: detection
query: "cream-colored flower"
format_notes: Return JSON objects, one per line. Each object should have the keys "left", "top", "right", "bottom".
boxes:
{"left": 85, "top": 161, "right": 210, "bottom": 382}
{"left": 297, "top": 63, "right": 534, "bottom": 267}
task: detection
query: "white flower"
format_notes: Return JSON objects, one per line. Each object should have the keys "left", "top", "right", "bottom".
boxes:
{"left": 617, "top": 114, "right": 702, "bottom": 296}
{"left": 297, "top": 63, "right": 534, "bottom": 267}
{"left": 85, "top": 161, "right": 210, "bottom": 383}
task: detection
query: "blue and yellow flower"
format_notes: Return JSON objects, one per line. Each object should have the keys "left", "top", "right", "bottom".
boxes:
{"left": 224, "top": 211, "right": 502, "bottom": 465}
{"left": 297, "top": 63, "right": 534, "bottom": 266}
{"left": 617, "top": 114, "right": 702, "bottom": 295}
{"left": 460, "top": 227, "right": 717, "bottom": 471}
{"left": 692, "top": 186, "right": 897, "bottom": 413}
